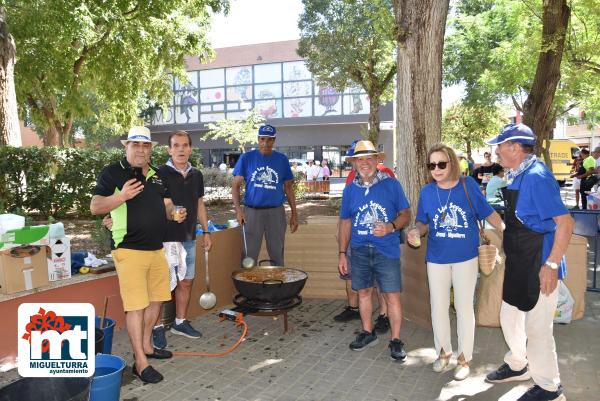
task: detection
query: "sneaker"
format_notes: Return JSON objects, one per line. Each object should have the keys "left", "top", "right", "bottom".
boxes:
{"left": 518, "top": 385, "right": 565, "bottom": 401}
{"left": 152, "top": 326, "right": 167, "bottom": 349}
{"left": 454, "top": 363, "right": 470, "bottom": 381}
{"left": 373, "top": 314, "right": 390, "bottom": 334}
{"left": 170, "top": 320, "right": 202, "bottom": 339}
{"left": 389, "top": 339, "right": 407, "bottom": 362}
{"left": 333, "top": 306, "right": 360, "bottom": 322}
{"left": 349, "top": 331, "right": 378, "bottom": 351}
{"left": 432, "top": 354, "right": 451, "bottom": 372}
{"left": 486, "top": 363, "right": 530, "bottom": 383}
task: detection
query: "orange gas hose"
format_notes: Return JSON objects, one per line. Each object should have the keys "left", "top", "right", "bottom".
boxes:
{"left": 171, "top": 316, "right": 248, "bottom": 357}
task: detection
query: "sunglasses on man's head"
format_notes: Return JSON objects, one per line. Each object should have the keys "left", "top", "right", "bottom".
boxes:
{"left": 426, "top": 161, "right": 448, "bottom": 171}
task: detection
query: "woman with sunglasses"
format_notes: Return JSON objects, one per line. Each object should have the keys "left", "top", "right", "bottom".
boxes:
{"left": 407, "top": 143, "right": 504, "bottom": 380}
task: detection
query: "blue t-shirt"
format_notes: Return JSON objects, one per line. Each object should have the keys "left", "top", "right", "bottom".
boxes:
{"left": 416, "top": 176, "right": 494, "bottom": 264}
{"left": 509, "top": 161, "right": 569, "bottom": 278}
{"left": 233, "top": 150, "right": 294, "bottom": 207}
{"left": 339, "top": 177, "right": 410, "bottom": 259}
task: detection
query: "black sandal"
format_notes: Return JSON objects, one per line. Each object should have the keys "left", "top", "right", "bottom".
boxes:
{"left": 132, "top": 363, "right": 163, "bottom": 384}
{"left": 144, "top": 348, "right": 173, "bottom": 359}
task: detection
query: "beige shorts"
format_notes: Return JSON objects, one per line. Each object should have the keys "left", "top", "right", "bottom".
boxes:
{"left": 112, "top": 248, "right": 171, "bottom": 311}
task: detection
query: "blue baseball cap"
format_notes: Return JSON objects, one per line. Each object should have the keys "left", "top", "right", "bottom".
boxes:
{"left": 258, "top": 124, "right": 276, "bottom": 137}
{"left": 346, "top": 139, "right": 359, "bottom": 157}
{"left": 486, "top": 123, "right": 536, "bottom": 146}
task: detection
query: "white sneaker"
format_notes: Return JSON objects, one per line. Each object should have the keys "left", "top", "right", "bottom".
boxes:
{"left": 454, "top": 363, "right": 470, "bottom": 381}
{"left": 432, "top": 355, "right": 450, "bottom": 372}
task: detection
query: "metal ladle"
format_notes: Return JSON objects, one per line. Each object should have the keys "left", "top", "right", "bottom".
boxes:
{"left": 199, "top": 250, "right": 217, "bottom": 309}
{"left": 241, "top": 224, "right": 255, "bottom": 268}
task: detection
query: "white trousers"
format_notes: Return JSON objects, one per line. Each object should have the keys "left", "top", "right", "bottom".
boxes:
{"left": 427, "top": 256, "right": 478, "bottom": 362}
{"left": 500, "top": 286, "right": 560, "bottom": 391}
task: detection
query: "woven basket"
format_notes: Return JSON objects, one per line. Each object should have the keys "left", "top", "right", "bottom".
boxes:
{"left": 478, "top": 243, "right": 499, "bottom": 276}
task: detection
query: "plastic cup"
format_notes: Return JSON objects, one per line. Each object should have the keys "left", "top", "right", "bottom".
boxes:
{"left": 173, "top": 206, "right": 185, "bottom": 222}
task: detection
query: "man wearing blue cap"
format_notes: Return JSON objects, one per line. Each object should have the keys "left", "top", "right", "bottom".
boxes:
{"left": 484, "top": 124, "right": 573, "bottom": 401}
{"left": 232, "top": 125, "right": 298, "bottom": 266}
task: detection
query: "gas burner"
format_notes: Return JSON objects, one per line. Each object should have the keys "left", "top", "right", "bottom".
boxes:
{"left": 233, "top": 294, "right": 302, "bottom": 312}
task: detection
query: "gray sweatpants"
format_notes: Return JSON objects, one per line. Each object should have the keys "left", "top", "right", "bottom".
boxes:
{"left": 245, "top": 205, "right": 287, "bottom": 266}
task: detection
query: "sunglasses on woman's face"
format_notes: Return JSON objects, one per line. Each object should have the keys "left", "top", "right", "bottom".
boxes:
{"left": 427, "top": 161, "right": 448, "bottom": 171}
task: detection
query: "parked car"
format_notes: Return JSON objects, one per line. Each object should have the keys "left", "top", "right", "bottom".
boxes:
{"left": 289, "top": 159, "right": 309, "bottom": 174}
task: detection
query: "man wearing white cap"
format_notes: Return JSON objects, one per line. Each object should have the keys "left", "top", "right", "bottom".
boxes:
{"left": 90, "top": 126, "right": 185, "bottom": 384}
{"left": 232, "top": 124, "right": 298, "bottom": 266}
{"left": 484, "top": 124, "right": 573, "bottom": 401}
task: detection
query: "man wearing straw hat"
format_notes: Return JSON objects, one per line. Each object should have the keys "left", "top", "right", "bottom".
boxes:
{"left": 232, "top": 124, "right": 298, "bottom": 266}
{"left": 338, "top": 140, "right": 411, "bottom": 362}
{"left": 484, "top": 124, "right": 573, "bottom": 401}
{"left": 91, "top": 126, "right": 185, "bottom": 384}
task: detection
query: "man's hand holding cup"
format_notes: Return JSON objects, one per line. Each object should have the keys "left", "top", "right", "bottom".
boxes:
{"left": 173, "top": 205, "right": 187, "bottom": 223}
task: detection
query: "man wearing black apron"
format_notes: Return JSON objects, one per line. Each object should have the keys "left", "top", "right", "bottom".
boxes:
{"left": 482, "top": 124, "right": 573, "bottom": 401}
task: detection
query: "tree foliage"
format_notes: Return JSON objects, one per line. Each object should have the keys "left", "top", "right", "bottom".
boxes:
{"left": 0, "top": 145, "right": 202, "bottom": 217}
{"left": 5, "top": 0, "right": 227, "bottom": 147}
{"left": 298, "top": 0, "right": 396, "bottom": 144}
{"left": 203, "top": 109, "right": 265, "bottom": 153}
{"left": 442, "top": 102, "right": 507, "bottom": 156}
{"left": 444, "top": 0, "right": 600, "bottom": 155}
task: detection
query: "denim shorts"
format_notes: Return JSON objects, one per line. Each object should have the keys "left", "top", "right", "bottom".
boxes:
{"left": 182, "top": 240, "right": 197, "bottom": 280}
{"left": 349, "top": 245, "right": 402, "bottom": 293}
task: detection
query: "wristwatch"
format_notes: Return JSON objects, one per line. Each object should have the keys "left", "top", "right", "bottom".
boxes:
{"left": 545, "top": 261, "right": 559, "bottom": 270}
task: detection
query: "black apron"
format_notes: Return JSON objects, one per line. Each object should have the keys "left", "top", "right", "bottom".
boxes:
{"left": 502, "top": 166, "right": 544, "bottom": 312}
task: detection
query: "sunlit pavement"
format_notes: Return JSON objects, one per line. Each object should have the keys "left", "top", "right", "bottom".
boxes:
{"left": 107, "top": 294, "right": 596, "bottom": 401}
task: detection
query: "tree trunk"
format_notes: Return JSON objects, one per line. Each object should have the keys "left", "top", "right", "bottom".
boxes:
{"left": 522, "top": 0, "right": 570, "bottom": 161}
{"left": 43, "top": 119, "right": 62, "bottom": 147}
{"left": 394, "top": 0, "right": 449, "bottom": 216}
{"left": 393, "top": 0, "right": 449, "bottom": 331}
{"left": 0, "top": 7, "right": 21, "bottom": 147}
{"left": 368, "top": 96, "right": 381, "bottom": 144}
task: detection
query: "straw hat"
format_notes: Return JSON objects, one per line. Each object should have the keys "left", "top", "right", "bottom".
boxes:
{"left": 346, "top": 140, "right": 385, "bottom": 160}
{"left": 121, "top": 126, "right": 157, "bottom": 146}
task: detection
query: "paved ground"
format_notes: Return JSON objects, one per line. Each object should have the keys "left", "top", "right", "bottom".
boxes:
{"left": 3, "top": 294, "right": 597, "bottom": 401}
{"left": 106, "top": 293, "right": 598, "bottom": 401}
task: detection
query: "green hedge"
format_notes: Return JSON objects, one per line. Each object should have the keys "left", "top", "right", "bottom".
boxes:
{"left": 0, "top": 146, "right": 202, "bottom": 218}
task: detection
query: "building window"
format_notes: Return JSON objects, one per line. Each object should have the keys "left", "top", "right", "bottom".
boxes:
{"left": 200, "top": 69, "right": 225, "bottom": 87}
{"left": 283, "top": 61, "right": 311, "bottom": 81}
{"left": 283, "top": 97, "right": 312, "bottom": 118}
{"left": 314, "top": 84, "right": 342, "bottom": 116}
{"left": 151, "top": 59, "right": 372, "bottom": 126}
{"left": 226, "top": 66, "right": 253, "bottom": 85}
{"left": 254, "top": 63, "right": 282, "bottom": 83}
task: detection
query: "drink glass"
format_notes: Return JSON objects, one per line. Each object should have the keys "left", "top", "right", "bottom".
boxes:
{"left": 173, "top": 206, "right": 185, "bottom": 222}
{"left": 408, "top": 224, "right": 421, "bottom": 248}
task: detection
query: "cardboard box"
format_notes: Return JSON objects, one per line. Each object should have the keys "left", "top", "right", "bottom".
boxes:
{"left": 47, "top": 237, "right": 71, "bottom": 281}
{"left": 0, "top": 246, "right": 49, "bottom": 294}
{"left": 187, "top": 227, "right": 241, "bottom": 319}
